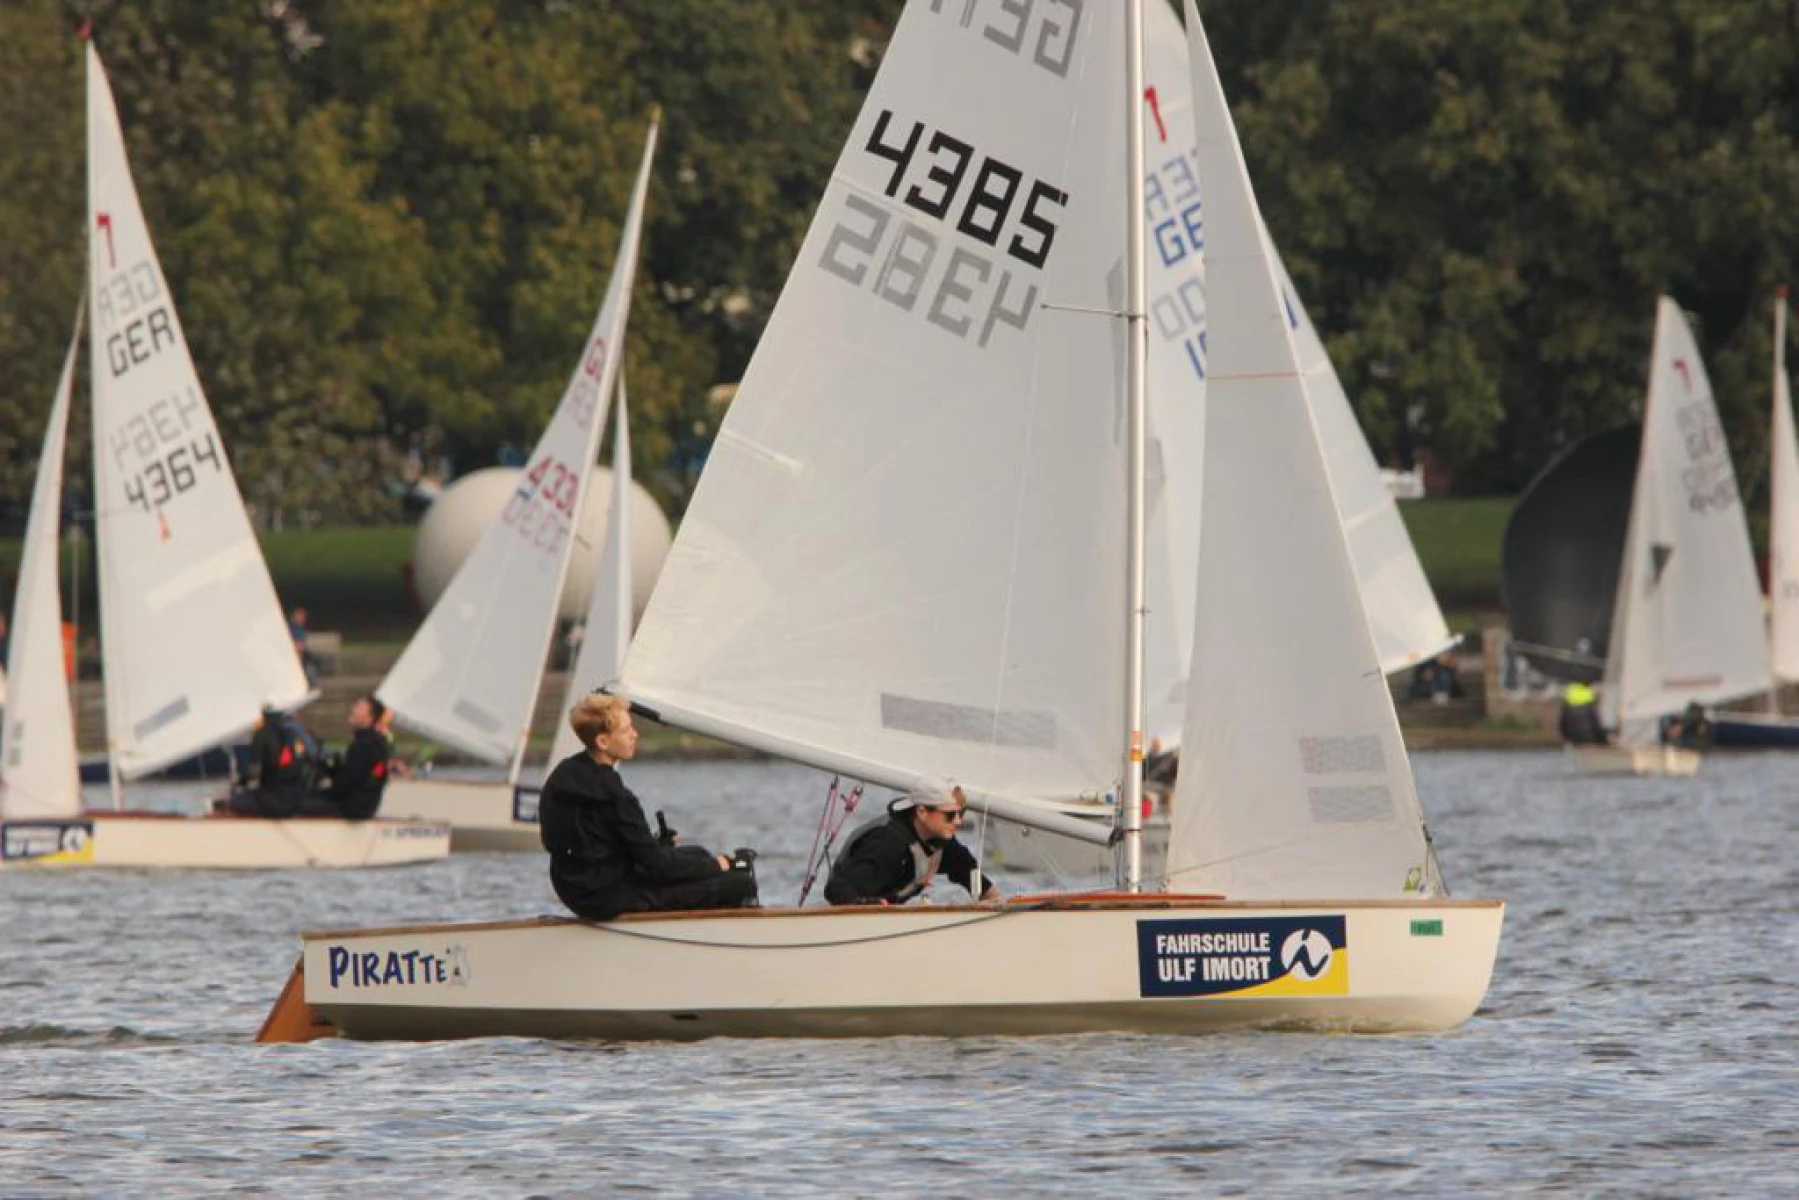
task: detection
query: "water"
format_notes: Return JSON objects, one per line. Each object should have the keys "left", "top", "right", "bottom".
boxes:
{"left": 3, "top": 751, "right": 1794, "bottom": 1194}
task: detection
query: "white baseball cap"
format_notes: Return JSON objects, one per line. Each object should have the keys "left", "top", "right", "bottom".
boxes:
{"left": 897, "top": 776, "right": 967, "bottom": 811}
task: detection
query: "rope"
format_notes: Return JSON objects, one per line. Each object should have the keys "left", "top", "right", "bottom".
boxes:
{"left": 797, "top": 775, "right": 862, "bottom": 906}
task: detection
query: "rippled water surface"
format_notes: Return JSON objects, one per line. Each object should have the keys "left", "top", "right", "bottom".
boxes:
{"left": 3, "top": 751, "right": 1795, "bottom": 1194}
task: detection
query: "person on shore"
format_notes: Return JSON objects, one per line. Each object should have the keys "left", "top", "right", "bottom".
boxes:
{"left": 288, "top": 605, "right": 320, "bottom": 684}
{"left": 825, "top": 778, "right": 999, "bottom": 906}
{"left": 539, "top": 693, "right": 758, "bottom": 921}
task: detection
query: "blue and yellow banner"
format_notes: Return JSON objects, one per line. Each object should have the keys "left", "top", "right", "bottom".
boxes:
{"left": 1, "top": 820, "right": 96, "bottom": 866}
{"left": 1137, "top": 915, "right": 1348, "bottom": 998}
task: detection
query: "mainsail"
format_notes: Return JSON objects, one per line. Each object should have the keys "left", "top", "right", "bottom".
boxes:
{"left": 1603, "top": 298, "right": 1770, "bottom": 732}
{"left": 87, "top": 45, "right": 308, "bottom": 780}
{"left": 549, "top": 380, "right": 635, "bottom": 767}
{"left": 622, "top": 4, "right": 1130, "bottom": 817}
{"left": 379, "top": 123, "right": 657, "bottom": 768}
{"left": 1770, "top": 291, "right": 1799, "bottom": 683}
{"left": 1166, "top": 0, "right": 1439, "bottom": 899}
{"left": 1, "top": 306, "right": 85, "bottom": 818}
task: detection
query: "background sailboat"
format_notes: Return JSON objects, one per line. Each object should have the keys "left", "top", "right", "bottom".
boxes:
{"left": 989, "top": 0, "right": 1454, "bottom": 876}
{"left": 0, "top": 307, "right": 86, "bottom": 859}
{"left": 265, "top": 0, "right": 1499, "bottom": 1044}
{"left": 376, "top": 122, "right": 657, "bottom": 850}
{"left": 1573, "top": 298, "right": 1769, "bottom": 775}
{"left": 87, "top": 41, "right": 312, "bottom": 788}
{"left": 5, "top": 41, "right": 450, "bottom": 868}
{"left": 1710, "top": 288, "right": 1799, "bottom": 746}
{"left": 1138, "top": 0, "right": 1451, "bottom": 733}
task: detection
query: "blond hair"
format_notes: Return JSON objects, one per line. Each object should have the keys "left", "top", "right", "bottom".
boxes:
{"left": 569, "top": 692, "right": 631, "bottom": 752}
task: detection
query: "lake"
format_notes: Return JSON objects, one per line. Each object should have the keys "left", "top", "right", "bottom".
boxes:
{"left": 2, "top": 750, "right": 1793, "bottom": 1194}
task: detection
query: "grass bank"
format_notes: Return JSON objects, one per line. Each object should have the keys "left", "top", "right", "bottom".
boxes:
{"left": 2, "top": 496, "right": 1517, "bottom": 639}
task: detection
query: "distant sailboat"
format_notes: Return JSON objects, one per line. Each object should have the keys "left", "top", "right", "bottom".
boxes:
{"left": 375, "top": 122, "right": 657, "bottom": 850}
{"left": 2, "top": 42, "right": 447, "bottom": 868}
{"left": 262, "top": 0, "right": 1499, "bottom": 1043}
{"left": 1571, "top": 298, "right": 1770, "bottom": 775}
{"left": 1, "top": 307, "right": 85, "bottom": 834}
{"left": 1710, "top": 287, "right": 1799, "bottom": 746}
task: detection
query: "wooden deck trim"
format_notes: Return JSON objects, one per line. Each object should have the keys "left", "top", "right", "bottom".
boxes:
{"left": 302, "top": 896, "right": 1504, "bottom": 942}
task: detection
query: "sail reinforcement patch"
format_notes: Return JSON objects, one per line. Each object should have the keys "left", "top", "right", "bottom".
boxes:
{"left": 134, "top": 696, "right": 191, "bottom": 741}
{"left": 1308, "top": 785, "right": 1393, "bottom": 823}
{"left": 1298, "top": 735, "right": 1385, "bottom": 774}
{"left": 452, "top": 699, "right": 503, "bottom": 734}
{"left": 880, "top": 694, "right": 1056, "bottom": 749}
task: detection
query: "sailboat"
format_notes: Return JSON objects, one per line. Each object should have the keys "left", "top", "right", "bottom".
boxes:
{"left": 258, "top": 0, "right": 1500, "bottom": 1042}
{"left": 1566, "top": 298, "right": 1770, "bottom": 776}
{"left": 985, "top": 0, "right": 1453, "bottom": 876}
{"left": 0, "top": 43, "right": 449, "bottom": 869}
{"left": 1, "top": 307, "right": 86, "bottom": 862}
{"left": 1709, "top": 288, "right": 1799, "bottom": 747}
{"left": 374, "top": 123, "right": 657, "bottom": 851}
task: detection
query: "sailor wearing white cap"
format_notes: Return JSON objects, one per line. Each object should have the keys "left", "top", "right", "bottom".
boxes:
{"left": 823, "top": 777, "right": 1000, "bottom": 906}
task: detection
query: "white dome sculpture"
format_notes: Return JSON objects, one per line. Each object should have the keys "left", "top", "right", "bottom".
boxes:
{"left": 411, "top": 466, "right": 673, "bottom": 621}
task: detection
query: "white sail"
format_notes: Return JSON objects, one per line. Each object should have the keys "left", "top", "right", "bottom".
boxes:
{"left": 1138, "top": 8, "right": 1206, "bottom": 747}
{"left": 1607, "top": 297, "right": 1771, "bottom": 735}
{"left": 87, "top": 45, "right": 309, "bottom": 780}
{"left": 1770, "top": 291, "right": 1799, "bottom": 683}
{"left": 1139, "top": 0, "right": 1450, "bottom": 688}
{"left": 1271, "top": 252, "right": 1454, "bottom": 673}
{"left": 2, "top": 306, "right": 85, "bottom": 818}
{"left": 623, "top": 4, "right": 1129, "bottom": 805}
{"left": 1166, "top": 1, "right": 1438, "bottom": 899}
{"left": 550, "top": 380, "right": 635, "bottom": 766}
{"left": 380, "top": 123, "right": 658, "bottom": 765}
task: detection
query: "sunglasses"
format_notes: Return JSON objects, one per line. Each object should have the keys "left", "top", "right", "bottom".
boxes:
{"left": 928, "top": 807, "right": 967, "bottom": 822}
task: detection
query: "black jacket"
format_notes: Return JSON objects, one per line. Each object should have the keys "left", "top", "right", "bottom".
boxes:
{"left": 324, "top": 727, "right": 390, "bottom": 819}
{"left": 824, "top": 812, "right": 983, "bottom": 905}
{"left": 540, "top": 754, "right": 722, "bottom": 916}
{"left": 252, "top": 713, "right": 315, "bottom": 792}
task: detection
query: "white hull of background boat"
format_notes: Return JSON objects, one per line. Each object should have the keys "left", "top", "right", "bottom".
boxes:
{"left": 379, "top": 779, "right": 540, "bottom": 853}
{"left": 0, "top": 813, "right": 450, "bottom": 870}
{"left": 1563, "top": 744, "right": 1701, "bottom": 778}
{"left": 266, "top": 898, "right": 1504, "bottom": 1042}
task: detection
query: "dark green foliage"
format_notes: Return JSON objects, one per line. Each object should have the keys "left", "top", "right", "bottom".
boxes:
{"left": 1, "top": 0, "right": 1796, "bottom": 526}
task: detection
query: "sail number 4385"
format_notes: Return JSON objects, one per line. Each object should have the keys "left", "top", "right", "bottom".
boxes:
{"left": 818, "top": 109, "right": 1068, "bottom": 348}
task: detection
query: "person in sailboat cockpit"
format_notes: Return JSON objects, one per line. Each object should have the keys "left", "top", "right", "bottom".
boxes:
{"left": 539, "top": 693, "right": 760, "bottom": 920}
{"left": 824, "top": 779, "right": 999, "bottom": 906}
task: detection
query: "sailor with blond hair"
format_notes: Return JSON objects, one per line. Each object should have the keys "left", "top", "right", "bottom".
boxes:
{"left": 539, "top": 693, "right": 758, "bottom": 920}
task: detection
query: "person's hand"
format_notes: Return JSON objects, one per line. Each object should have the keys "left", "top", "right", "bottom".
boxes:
{"left": 715, "top": 854, "right": 732, "bottom": 871}
{"left": 981, "top": 886, "right": 1001, "bottom": 903}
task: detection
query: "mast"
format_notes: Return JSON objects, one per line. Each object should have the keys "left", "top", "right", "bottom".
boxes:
{"left": 1774, "top": 284, "right": 1790, "bottom": 715}
{"left": 1120, "top": 0, "right": 1149, "bottom": 890}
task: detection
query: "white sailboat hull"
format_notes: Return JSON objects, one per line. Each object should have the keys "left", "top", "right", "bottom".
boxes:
{"left": 0, "top": 813, "right": 450, "bottom": 870}
{"left": 379, "top": 779, "right": 540, "bottom": 853}
{"left": 289, "top": 898, "right": 1503, "bottom": 1041}
{"left": 1563, "top": 744, "right": 1701, "bottom": 778}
